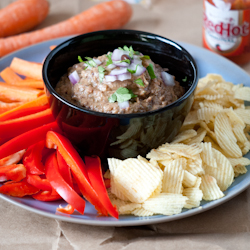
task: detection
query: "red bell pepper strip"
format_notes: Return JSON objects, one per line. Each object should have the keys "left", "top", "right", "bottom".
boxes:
{"left": 32, "top": 189, "right": 61, "bottom": 201}
{"left": 26, "top": 174, "right": 52, "bottom": 191}
{"left": 45, "top": 152, "right": 86, "bottom": 214}
{"left": 0, "top": 104, "right": 49, "bottom": 122}
{"left": 23, "top": 140, "right": 46, "bottom": 175}
{"left": 85, "top": 156, "right": 119, "bottom": 219}
{"left": 0, "top": 121, "right": 61, "bottom": 160}
{"left": 0, "top": 108, "right": 55, "bottom": 140}
{"left": 0, "top": 179, "right": 39, "bottom": 197}
{"left": 0, "top": 164, "right": 26, "bottom": 182}
{"left": 56, "top": 204, "right": 75, "bottom": 214}
{"left": 56, "top": 151, "right": 73, "bottom": 188}
{"left": 0, "top": 149, "right": 26, "bottom": 166}
{"left": 45, "top": 131, "right": 108, "bottom": 216}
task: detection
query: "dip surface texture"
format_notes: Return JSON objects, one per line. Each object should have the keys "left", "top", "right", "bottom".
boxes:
{"left": 55, "top": 48, "right": 185, "bottom": 114}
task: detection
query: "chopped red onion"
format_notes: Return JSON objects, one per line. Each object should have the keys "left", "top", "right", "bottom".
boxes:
{"left": 107, "top": 64, "right": 116, "bottom": 70}
{"left": 161, "top": 71, "right": 175, "bottom": 86}
{"left": 112, "top": 49, "right": 124, "bottom": 61}
{"left": 132, "top": 56, "right": 142, "bottom": 66}
{"left": 93, "top": 58, "right": 102, "bottom": 65}
{"left": 105, "top": 75, "right": 117, "bottom": 82}
{"left": 68, "top": 70, "right": 80, "bottom": 85}
{"left": 112, "top": 49, "right": 130, "bottom": 61}
{"left": 117, "top": 72, "right": 131, "bottom": 81}
{"left": 113, "top": 60, "right": 130, "bottom": 67}
{"left": 133, "top": 65, "right": 146, "bottom": 76}
{"left": 118, "top": 101, "right": 130, "bottom": 109}
{"left": 110, "top": 68, "right": 128, "bottom": 76}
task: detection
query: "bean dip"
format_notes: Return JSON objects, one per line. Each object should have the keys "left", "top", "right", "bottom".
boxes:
{"left": 55, "top": 46, "right": 185, "bottom": 114}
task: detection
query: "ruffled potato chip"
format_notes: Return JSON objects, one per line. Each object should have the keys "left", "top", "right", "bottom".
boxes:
{"left": 162, "top": 158, "right": 185, "bottom": 194}
{"left": 113, "top": 158, "right": 163, "bottom": 203}
{"left": 214, "top": 112, "right": 242, "bottom": 158}
{"left": 203, "top": 149, "right": 234, "bottom": 191}
{"left": 183, "top": 188, "right": 203, "bottom": 209}
{"left": 142, "top": 193, "right": 188, "bottom": 216}
{"left": 200, "top": 175, "right": 224, "bottom": 201}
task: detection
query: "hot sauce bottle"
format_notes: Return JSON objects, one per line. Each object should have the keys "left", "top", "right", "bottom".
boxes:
{"left": 203, "top": 0, "right": 250, "bottom": 65}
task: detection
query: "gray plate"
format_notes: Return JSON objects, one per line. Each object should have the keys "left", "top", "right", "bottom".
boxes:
{"left": 0, "top": 37, "right": 249, "bottom": 226}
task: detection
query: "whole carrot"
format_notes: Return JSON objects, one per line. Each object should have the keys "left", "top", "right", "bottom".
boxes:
{"left": 0, "top": 0, "right": 49, "bottom": 38}
{"left": 0, "top": 0, "right": 132, "bottom": 57}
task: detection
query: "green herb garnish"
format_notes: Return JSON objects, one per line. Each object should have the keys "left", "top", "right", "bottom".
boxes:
{"left": 135, "top": 78, "right": 144, "bottom": 87}
{"left": 106, "top": 53, "right": 113, "bottom": 66}
{"left": 118, "top": 45, "right": 136, "bottom": 58}
{"left": 146, "top": 63, "right": 156, "bottom": 79}
{"left": 140, "top": 55, "right": 150, "bottom": 60}
{"left": 84, "top": 57, "right": 97, "bottom": 67}
{"left": 78, "top": 56, "right": 84, "bottom": 63}
{"left": 127, "top": 65, "right": 138, "bottom": 74}
{"left": 120, "top": 59, "right": 131, "bottom": 64}
{"left": 98, "top": 66, "right": 105, "bottom": 83}
{"left": 108, "top": 93, "right": 117, "bottom": 103}
{"left": 108, "top": 87, "right": 137, "bottom": 103}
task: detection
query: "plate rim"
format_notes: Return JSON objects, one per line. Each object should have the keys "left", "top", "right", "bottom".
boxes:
{"left": 0, "top": 36, "right": 250, "bottom": 227}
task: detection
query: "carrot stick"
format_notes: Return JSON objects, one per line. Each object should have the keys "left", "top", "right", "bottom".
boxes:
{"left": 0, "top": 82, "right": 44, "bottom": 102}
{"left": 10, "top": 57, "right": 43, "bottom": 80}
{"left": 0, "top": 0, "right": 49, "bottom": 38}
{"left": 14, "top": 79, "right": 44, "bottom": 89}
{"left": 0, "top": 101, "right": 23, "bottom": 114}
{"left": 0, "top": 67, "right": 23, "bottom": 85}
{"left": 50, "top": 45, "right": 57, "bottom": 50}
{"left": 0, "top": 0, "right": 132, "bottom": 57}
{"left": 0, "top": 94, "right": 48, "bottom": 120}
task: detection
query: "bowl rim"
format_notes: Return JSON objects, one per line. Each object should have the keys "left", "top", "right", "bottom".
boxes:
{"left": 43, "top": 29, "right": 199, "bottom": 118}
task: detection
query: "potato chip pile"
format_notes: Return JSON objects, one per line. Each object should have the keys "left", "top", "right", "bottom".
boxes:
{"left": 105, "top": 74, "right": 250, "bottom": 216}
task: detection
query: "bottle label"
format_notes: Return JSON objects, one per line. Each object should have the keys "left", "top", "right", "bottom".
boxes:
{"left": 203, "top": 0, "right": 250, "bottom": 56}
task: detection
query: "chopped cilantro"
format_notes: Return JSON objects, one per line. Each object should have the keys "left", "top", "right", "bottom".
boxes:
{"left": 84, "top": 57, "right": 97, "bottom": 67}
{"left": 108, "top": 87, "right": 137, "bottom": 103}
{"left": 108, "top": 93, "right": 117, "bottom": 103}
{"left": 98, "top": 66, "right": 105, "bottom": 83}
{"left": 140, "top": 55, "right": 150, "bottom": 60}
{"left": 135, "top": 78, "right": 144, "bottom": 87}
{"left": 127, "top": 65, "right": 138, "bottom": 74}
{"left": 106, "top": 53, "right": 113, "bottom": 66}
{"left": 120, "top": 59, "right": 131, "bottom": 64}
{"left": 118, "top": 45, "right": 136, "bottom": 58}
{"left": 78, "top": 56, "right": 84, "bottom": 63}
{"left": 146, "top": 63, "right": 156, "bottom": 79}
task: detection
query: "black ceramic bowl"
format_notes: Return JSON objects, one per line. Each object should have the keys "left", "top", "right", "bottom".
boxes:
{"left": 43, "top": 30, "right": 198, "bottom": 160}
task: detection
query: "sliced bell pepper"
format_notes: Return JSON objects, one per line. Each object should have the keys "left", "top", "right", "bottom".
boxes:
{"left": 56, "top": 204, "right": 75, "bottom": 214}
{"left": 0, "top": 121, "right": 61, "bottom": 160}
{"left": 32, "top": 189, "right": 61, "bottom": 201}
{"left": 45, "top": 131, "right": 108, "bottom": 216}
{"left": 45, "top": 152, "right": 86, "bottom": 214}
{"left": 0, "top": 164, "right": 26, "bottom": 182}
{"left": 0, "top": 179, "right": 39, "bottom": 197}
{"left": 85, "top": 156, "right": 119, "bottom": 219}
{"left": 0, "top": 104, "right": 49, "bottom": 122}
{"left": 23, "top": 140, "right": 46, "bottom": 175}
{"left": 0, "top": 149, "right": 26, "bottom": 166}
{"left": 0, "top": 108, "right": 55, "bottom": 140}
{"left": 56, "top": 151, "right": 73, "bottom": 188}
{"left": 26, "top": 174, "right": 52, "bottom": 191}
